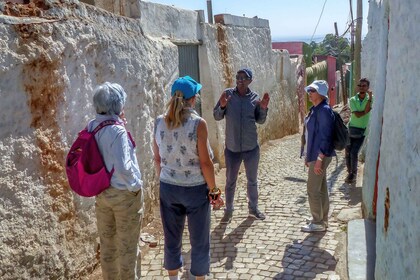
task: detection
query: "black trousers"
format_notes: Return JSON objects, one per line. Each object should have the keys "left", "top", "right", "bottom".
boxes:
{"left": 345, "top": 136, "right": 365, "bottom": 175}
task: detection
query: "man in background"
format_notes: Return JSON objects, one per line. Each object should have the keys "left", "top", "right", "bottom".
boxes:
{"left": 345, "top": 78, "right": 373, "bottom": 183}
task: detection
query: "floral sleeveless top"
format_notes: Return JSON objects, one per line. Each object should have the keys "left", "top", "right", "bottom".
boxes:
{"left": 154, "top": 109, "right": 213, "bottom": 187}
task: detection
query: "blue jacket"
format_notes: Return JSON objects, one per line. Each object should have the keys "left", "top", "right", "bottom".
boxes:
{"left": 305, "top": 100, "right": 336, "bottom": 162}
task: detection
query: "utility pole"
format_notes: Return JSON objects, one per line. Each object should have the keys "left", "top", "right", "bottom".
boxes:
{"left": 353, "top": 0, "right": 363, "bottom": 96}
{"left": 335, "top": 22, "right": 347, "bottom": 105}
{"left": 207, "top": 0, "right": 213, "bottom": 24}
{"left": 349, "top": 0, "right": 355, "bottom": 62}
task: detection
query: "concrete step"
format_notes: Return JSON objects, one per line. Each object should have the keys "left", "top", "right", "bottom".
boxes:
{"left": 347, "top": 219, "right": 376, "bottom": 280}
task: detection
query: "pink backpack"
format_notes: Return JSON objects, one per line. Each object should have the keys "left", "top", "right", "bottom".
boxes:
{"left": 66, "top": 120, "right": 120, "bottom": 197}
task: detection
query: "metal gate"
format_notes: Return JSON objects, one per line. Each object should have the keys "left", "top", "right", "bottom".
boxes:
{"left": 178, "top": 45, "right": 201, "bottom": 115}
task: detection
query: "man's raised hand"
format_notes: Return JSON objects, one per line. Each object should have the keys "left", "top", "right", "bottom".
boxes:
{"left": 219, "top": 91, "right": 232, "bottom": 108}
{"left": 259, "top": 93, "right": 270, "bottom": 109}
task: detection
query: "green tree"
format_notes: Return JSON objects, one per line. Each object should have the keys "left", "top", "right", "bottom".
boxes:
{"left": 311, "top": 34, "right": 351, "bottom": 69}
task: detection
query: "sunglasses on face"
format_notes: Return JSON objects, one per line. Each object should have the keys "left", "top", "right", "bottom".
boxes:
{"left": 236, "top": 75, "right": 251, "bottom": 81}
{"left": 357, "top": 84, "right": 368, "bottom": 87}
{"left": 307, "top": 88, "right": 317, "bottom": 93}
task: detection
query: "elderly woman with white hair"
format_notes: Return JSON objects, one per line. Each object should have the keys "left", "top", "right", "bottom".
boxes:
{"left": 301, "top": 80, "right": 335, "bottom": 233}
{"left": 90, "top": 82, "right": 143, "bottom": 279}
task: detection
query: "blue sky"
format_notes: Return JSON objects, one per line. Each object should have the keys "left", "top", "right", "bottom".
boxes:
{"left": 146, "top": 0, "right": 369, "bottom": 42}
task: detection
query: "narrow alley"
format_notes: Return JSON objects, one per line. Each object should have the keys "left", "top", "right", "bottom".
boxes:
{"left": 140, "top": 133, "right": 362, "bottom": 279}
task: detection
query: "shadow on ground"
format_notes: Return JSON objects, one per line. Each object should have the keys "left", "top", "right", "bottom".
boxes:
{"left": 210, "top": 217, "right": 255, "bottom": 269}
{"left": 328, "top": 160, "right": 346, "bottom": 193}
{"left": 273, "top": 233, "right": 337, "bottom": 279}
{"left": 284, "top": 176, "right": 307, "bottom": 183}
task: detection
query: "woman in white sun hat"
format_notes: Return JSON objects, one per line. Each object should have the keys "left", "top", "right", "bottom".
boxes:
{"left": 301, "top": 80, "right": 335, "bottom": 232}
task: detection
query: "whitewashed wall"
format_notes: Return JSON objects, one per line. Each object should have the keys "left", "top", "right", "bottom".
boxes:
{"left": 137, "top": 4, "right": 300, "bottom": 162}
{"left": 361, "top": 0, "right": 389, "bottom": 219}
{"left": 138, "top": 1, "right": 202, "bottom": 42}
{"left": 0, "top": 1, "right": 175, "bottom": 278}
{"left": 0, "top": 0, "right": 299, "bottom": 278}
{"left": 362, "top": 0, "right": 420, "bottom": 279}
{"left": 200, "top": 14, "right": 299, "bottom": 162}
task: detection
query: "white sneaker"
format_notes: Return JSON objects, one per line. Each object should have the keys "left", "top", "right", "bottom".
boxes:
{"left": 301, "top": 222, "right": 326, "bottom": 232}
{"left": 306, "top": 219, "right": 328, "bottom": 228}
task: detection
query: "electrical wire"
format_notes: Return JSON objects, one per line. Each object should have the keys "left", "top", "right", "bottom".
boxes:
{"left": 341, "top": 17, "right": 362, "bottom": 37}
{"left": 310, "top": 0, "right": 328, "bottom": 42}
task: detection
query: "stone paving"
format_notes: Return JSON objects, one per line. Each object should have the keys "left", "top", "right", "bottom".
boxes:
{"left": 141, "top": 133, "right": 358, "bottom": 279}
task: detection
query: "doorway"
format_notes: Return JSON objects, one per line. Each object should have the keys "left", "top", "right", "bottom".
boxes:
{"left": 178, "top": 45, "right": 201, "bottom": 115}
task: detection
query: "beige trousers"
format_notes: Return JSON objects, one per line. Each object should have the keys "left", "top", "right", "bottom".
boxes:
{"left": 307, "top": 157, "right": 332, "bottom": 224}
{"left": 96, "top": 187, "right": 144, "bottom": 280}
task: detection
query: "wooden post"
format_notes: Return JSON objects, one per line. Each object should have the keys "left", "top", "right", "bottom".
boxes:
{"left": 335, "top": 22, "right": 347, "bottom": 105}
{"left": 349, "top": 0, "right": 355, "bottom": 62}
{"left": 354, "top": 0, "right": 363, "bottom": 96}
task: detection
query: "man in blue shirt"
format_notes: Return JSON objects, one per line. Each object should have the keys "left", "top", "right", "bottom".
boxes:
{"left": 214, "top": 68, "right": 270, "bottom": 223}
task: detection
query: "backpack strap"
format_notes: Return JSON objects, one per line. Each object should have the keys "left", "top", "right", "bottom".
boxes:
{"left": 92, "top": 120, "right": 136, "bottom": 147}
{"left": 127, "top": 131, "right": 136, "bottom": 148}
{"left": 92, "top": 120, "right": 123, "bottom": 135}
{"left": 300, "top": 110, "right": 312, "bottom": 158}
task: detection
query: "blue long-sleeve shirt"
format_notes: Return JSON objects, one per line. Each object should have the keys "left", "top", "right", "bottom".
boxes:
{"left": 213, "top": 87, "right": 268, "bottom": 152}
{"left": 305, "top": 100, "right": 336, "bottom": 162}
{"left": 88, "top": 114, "right": 143, "bottom": 192}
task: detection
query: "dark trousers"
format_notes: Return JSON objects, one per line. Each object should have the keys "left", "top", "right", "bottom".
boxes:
{"left": 345, "top": 136, "right": 365, "bottom": 175}
{"left": 224, "top": 146, "right": 260, "bottom": 212}
{"left": 159, "top": 182, "right": 210, "bottom": 277}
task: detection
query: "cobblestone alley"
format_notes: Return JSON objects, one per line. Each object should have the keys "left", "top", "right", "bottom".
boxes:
{"left": 140, "top": 133, "right": 362, "bottom": 279}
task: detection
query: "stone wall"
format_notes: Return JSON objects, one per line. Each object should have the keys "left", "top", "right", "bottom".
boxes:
{"left": 361, "top": 0, "right": 420, "bottom": 278}
{"left": 201, "top": 14, "right": 299, "bottom": 163}
{"left": 0, "top": 0, "right": 299, "bottom": 278}
{"left": 0, "top": 1, "right": 174, "bottom": 278}
{"left": 137, "top": 4, "right": 300, "bottom": 162}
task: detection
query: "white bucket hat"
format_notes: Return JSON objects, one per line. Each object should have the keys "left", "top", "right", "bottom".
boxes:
{"left": 305, "top": 80, "right": 329, "bottom": 98}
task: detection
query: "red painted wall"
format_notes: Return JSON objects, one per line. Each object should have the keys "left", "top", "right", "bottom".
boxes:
{"left": 327, "top": 56, "right": 337, "bottom": 105}
{"left": 272, "top": 42, "right": 304, "bottom": 55}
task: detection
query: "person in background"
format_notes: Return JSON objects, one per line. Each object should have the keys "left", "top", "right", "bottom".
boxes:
{"left": 301, "top": 80, "right": 335, "bottom": 232}
{"left": 91, "top": 82, "right": 144, "bottom": 279}
{"left": 345, "top": 78, "right": 373, "bottom": 183}
{"left": 213, "top": 68, "right": 270, "bottom": 223}
{"left": 153, "top": 76, "right": 220, "bottom": 280}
